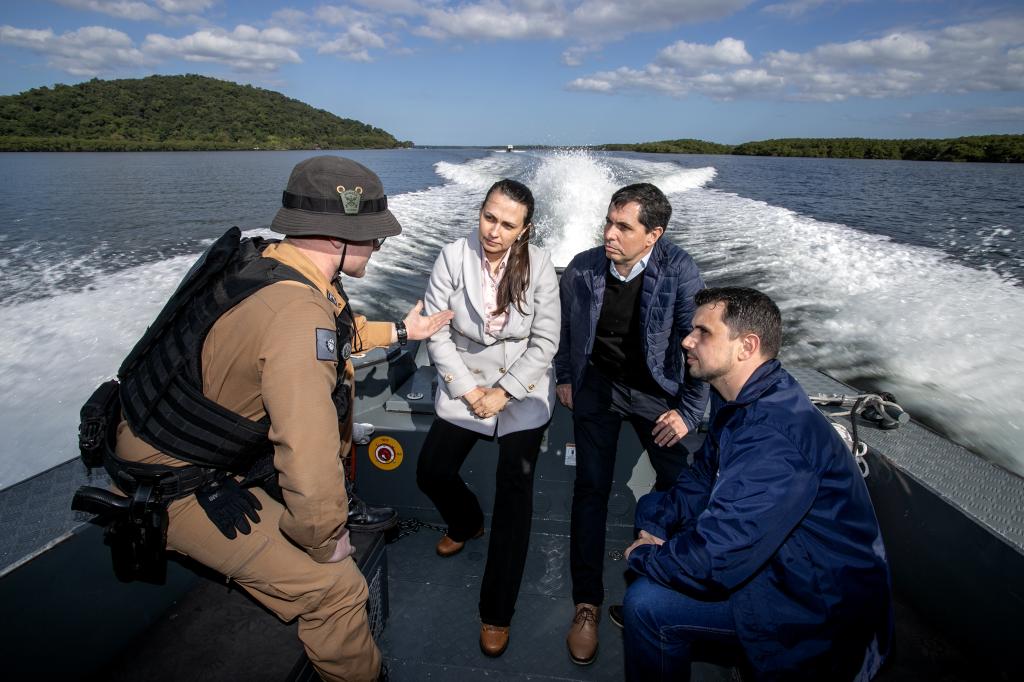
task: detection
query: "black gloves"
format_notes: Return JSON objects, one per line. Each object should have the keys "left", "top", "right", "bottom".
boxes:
{"left": 195, "top": 475, "right": 262, "bottom": 539}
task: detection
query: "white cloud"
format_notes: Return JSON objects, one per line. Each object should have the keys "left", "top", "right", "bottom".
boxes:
{"left": 568, "top": 61, "right": 782, "bottom": 99}
{"left": 569, "top": 36, "right": 772, "bottom": 99}
{"left": 256, "top": 26, "right": 304, "bottom": 46}
{"left": 53, "top": 0, "right": 163, "bottom": 21}
{"left": 814, "top": 33, "right": 931, "bottom": 65}
{"left": 403, "top": 0, "right": 750, "bottom": 43}
{"left": 314, "top": 5, "right": 377, "bottom": 26}
{"left": 142, "top": 24, "right": 302, "bottom": 71}
{"left": 318, "top": 24, "right": 387, "bottom": 62}
{"left": 692, "top": 68, "right": 784, "bottom": 98}
{"left": 0, "top": 24, "right": 152, "bottom": 76}
{"left": 567, "top": 75, "right": 614, "bottom": 92}
{"left": 350, "top": 0, "right": 432, "bottom": 15}
{"left": 392, "top": 1, "right": 751, "bottom": 66}
{"left": 563, "top": 44, "right": 599, "bottom": 66}
{"left": 152, "top": 0, "right": 217, "bottom": 12}
{"left": 761, "top": 0, "right": 828, "bottom": 18}
{"left": 568, "top": 17, "right": 1024, "bottom": 102}
{"left": 570, "top": 0, "right": 751, "bottom": 35}
{"left": 52, "top": 0, "right": 217, "bottom": 20}
{"left": 416, "top": 2, "right": 565, "bottom": 40}
{"left": 0, "top": 26, "right": 54, "bottom": 51}
{"left": 761, "top": 0, "right": 864, "bottom": 19}
{"left": 569, "top": 64, "right": 692, "bottom": 97}
{"left": 40, "top": 1, "right": 752, "bottom": 71}
{"left": 269, "top": 8, "right": 309, "bottom": 26}
{"left": 658, "top": 37, "right": 752, "bottom": 70}
{"left": 273, "top": 6, "right": 391, "bottom": 61}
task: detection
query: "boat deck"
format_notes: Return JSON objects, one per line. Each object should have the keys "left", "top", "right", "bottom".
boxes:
{"left": 1, "top": 351, "right": 1017, "bottom": 680}
{"left": 89, "top": 511, "right": 984, "bottom": 682}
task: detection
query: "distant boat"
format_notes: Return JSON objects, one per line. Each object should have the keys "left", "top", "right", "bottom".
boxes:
{"left": 506, "top": 144, "right": 514, "bottom": 152}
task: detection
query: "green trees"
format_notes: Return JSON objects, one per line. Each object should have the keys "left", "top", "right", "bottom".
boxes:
{"left": 730, "top": 136, "right": 1024, "bottom": 162}
{"left": 602, "top": 138, "right": 732, "bottom": 155}
{"left": 599, "top": 135, "right": 1023, "bottom": 162}
{"left": 0, "top": 75, "right": 408, "bottom": 151}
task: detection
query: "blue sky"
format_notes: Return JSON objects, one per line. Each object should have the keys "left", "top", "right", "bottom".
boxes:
{"left": 1, "top": 1, "right": 1022, "bottom": 145}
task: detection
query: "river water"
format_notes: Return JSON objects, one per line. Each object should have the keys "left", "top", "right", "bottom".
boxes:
{"left": 0, "top": 148, "right": 1022, "bottom": 488}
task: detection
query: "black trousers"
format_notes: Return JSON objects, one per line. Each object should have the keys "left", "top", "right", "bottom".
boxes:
{"left": 570, "top": 366, "right": 690, "bottom": 606}
{"left": 416, "top": 417, "right": 547, "bottom": 627}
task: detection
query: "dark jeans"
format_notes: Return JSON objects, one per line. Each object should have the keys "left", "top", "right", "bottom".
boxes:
{"left": 570, "top": 366, "right": 689, "bottom": 606}
{"left": 623, "top": 577, "right": 740, "bottom": 682}
{"left": 416, "top": 417, "right": 547, "bottom": 627}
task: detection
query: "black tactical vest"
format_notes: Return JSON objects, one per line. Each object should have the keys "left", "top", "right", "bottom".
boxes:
{"left": 117, "top": 227, "right": 354, "bottom": 473}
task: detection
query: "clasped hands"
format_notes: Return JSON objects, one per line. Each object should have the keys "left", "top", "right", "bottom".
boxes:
{"left": 624, "top": 530, "right": 665, "bottom": 559}
{"left": 462, "top": 386, "right": 510, "bottom": 419}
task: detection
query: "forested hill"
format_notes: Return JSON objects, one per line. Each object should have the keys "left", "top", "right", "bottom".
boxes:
{"left": 0, "top": 75, "right": 409, "bottom": 151}
{"left": 601, "top": 135, "right": 1024, "bottom": 163}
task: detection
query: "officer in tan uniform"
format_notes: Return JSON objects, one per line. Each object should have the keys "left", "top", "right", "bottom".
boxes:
{"left": 107, "top": 156, "right": 453, "bottom": 681}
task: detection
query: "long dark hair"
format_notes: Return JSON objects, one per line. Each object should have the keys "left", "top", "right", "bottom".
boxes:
{"left": 484, "top": 178, "right": 534, "bottom": 316}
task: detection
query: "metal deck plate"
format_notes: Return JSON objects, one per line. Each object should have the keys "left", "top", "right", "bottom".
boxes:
{"left": 0, "top": 459, "right": 106, "bottom": 576}
{"left": 789, "top": 367, "right": 1024, "bottom": 554}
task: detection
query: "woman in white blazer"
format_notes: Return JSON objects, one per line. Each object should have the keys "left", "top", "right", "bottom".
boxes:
{"left": 417, "top": 178, "right": 560, "bottom": 658}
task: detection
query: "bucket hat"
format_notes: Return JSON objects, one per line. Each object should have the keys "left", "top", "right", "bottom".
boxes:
{"left": 270, "top": 156, "right": 402, "bottom": 240}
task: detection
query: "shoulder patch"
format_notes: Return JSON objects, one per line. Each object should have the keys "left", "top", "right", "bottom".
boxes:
{"left": 316, "top": 328, "right": 338, "bottom": 361}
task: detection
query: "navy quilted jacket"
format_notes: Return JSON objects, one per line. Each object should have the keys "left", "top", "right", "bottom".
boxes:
{"left": 553, "top": 238, "right": 708, "bottom": 429}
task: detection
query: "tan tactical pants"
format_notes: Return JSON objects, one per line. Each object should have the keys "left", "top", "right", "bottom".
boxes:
{"left": 166, "top": 488, "right": 381, "bottom": 682}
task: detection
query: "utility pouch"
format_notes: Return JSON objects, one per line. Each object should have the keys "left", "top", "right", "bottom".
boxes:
{"left": 72, "top": 483, "right": 169, "bottom": 584}
{"left": 78, "top": 379, "right": 121, "bottom": 467}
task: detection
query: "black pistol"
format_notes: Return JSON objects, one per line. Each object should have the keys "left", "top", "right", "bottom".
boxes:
{"left": 72, "top": 484, "right": 168, "bottom": 584}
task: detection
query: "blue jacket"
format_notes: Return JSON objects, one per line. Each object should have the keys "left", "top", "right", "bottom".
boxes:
{"left": 553, "top": 238, "right": 708, "bottom": 430}
{"left": 628, "top": 360, "right": 893, "bottom": 680}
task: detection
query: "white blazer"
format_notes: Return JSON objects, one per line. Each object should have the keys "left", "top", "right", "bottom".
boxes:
{"left": 424, "top": 232, "right": 560, "bottom": 436}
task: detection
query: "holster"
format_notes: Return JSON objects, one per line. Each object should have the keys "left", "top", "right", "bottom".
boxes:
{"left": 72, "top": 482, "right": 169, "bottom": 584}
{"left": 73, "top": 376, "right": 264, "bottom": 583}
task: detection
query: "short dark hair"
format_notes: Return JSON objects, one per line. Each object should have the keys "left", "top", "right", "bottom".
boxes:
{"left": 610, "top": 183, "right": 671, "bottom": 233}
{"left": 694, "top": 287, "right": 782, "bottom": 359}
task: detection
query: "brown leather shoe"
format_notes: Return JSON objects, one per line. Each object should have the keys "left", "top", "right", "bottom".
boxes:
{"left": 435, "top": 527, "right": 484, "bottom": 557}
{"left": 479, "top": 623, "right": 510, "bottom": 657}
{"left": 566, "top": 603, "right": 600, "bottom": 665}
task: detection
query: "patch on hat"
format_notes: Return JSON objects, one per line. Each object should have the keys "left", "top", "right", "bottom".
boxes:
{"left": 337, "top": 185, "right": 363, "bottom": 215}
{"left": 316, "top": 328, "right": 338, "bottom": 362}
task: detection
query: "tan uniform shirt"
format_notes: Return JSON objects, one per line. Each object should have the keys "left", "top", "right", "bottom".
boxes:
{"left": 115, "top": 240, "right": 393, "bottom": 562}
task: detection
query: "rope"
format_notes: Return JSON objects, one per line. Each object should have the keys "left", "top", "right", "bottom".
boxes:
{"left": 809, "top": 392, "right": 909, "bottom": 480}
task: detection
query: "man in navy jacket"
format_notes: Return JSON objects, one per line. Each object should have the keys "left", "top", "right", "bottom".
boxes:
{"left": 554, "top": 183, "right": 708, "bottom": 665}
{"left": 623, "top": 287, "right": 892, "bottom": 681}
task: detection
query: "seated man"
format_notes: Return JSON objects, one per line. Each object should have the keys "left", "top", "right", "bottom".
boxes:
{"left": 97, "top": 156, "right": 452, "bottom": 681}
{"left": 623, "top": 287, "right": 892, "bottom": 681}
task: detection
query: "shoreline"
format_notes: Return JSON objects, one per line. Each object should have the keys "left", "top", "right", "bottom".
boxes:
{"left": 2, "top": 138, "right": 1020, "bottom": 163}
